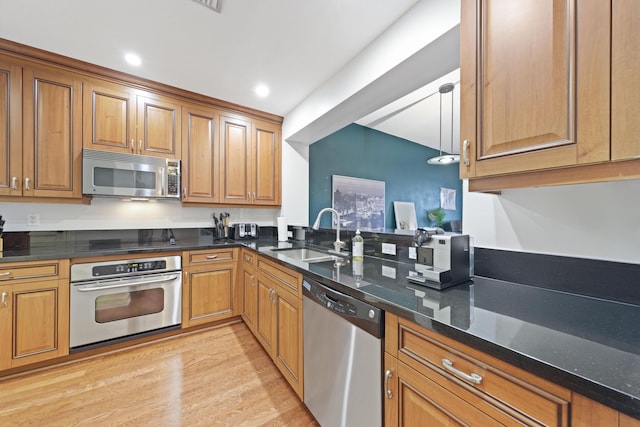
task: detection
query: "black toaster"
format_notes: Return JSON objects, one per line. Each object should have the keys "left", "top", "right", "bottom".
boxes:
{"left": 231, "top": 223, "right": 259, "bottom": 239}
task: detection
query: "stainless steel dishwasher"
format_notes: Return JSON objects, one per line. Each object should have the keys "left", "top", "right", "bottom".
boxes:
{"left": 303, "top": 276, "right": 384, "bottom": 427}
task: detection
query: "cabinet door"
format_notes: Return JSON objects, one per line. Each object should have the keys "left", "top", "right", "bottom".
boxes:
{"left": 460, "top": 0, "right": 609, "bottom": 179}
{"left": 241, "top": 262, "right": 258, "bottom": 333}
{"left": 6, "top": 279, "right": 69, "bottom": 369}
{"left": 183, "top": 262, "right": 235, "bottom": 327}
{"left": 181, "top": 104, "right": 220, "bottom": 202}
{"left": 0, "top": 57, "right": 22, "bottom": 197}
{"left": 252, "top": 119, "right": 281, "bottom": 206}
{"left": 22, "top": 65, "right": 83, "bottom": 198}
{"left": 612, "top": 0, "right": 640, "bottom": 160}
{"left": 83, "top": 79, "right": 136, "bottom": 154}
{"left": 137, "top": 94, "right": 181, "bottom": 158}
{"left": 0, "top": 284, "right": 11, "bottom": 370}
{"left": 274, "top": 286, "right": 303, "bottom": 398}
{"left": 255, "top": 276, "right": 276, "bottom": 354}
{"left": 219, "top": 115, "right": 252, "bottom": 204}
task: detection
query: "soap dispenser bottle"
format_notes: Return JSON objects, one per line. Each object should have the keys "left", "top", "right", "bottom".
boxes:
{"left": 352, "top": 230, "right": 363, "bottom": 261}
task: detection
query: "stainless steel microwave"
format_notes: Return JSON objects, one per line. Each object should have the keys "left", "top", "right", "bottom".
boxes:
{"left": 82, "top": 149, "right": 181, "bottom": 199}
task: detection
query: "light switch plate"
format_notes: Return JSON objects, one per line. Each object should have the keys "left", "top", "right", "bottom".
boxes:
{"left": 381, "top": 242, "right": 396, "bottom": 255}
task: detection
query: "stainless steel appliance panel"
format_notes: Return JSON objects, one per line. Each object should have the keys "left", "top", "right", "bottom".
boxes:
{"left": 303, "top": 277, "right": 383, "bottom": 427}
{"left": 82, "top": 149, "right": 180, "bottom": 199}
{"left": 70, "top": 256, "right": 182, "bottom": 348}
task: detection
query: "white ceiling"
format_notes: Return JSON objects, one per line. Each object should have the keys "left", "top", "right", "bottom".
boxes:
{"left": 0, "top": 0, "right": 459, "bottom": 152}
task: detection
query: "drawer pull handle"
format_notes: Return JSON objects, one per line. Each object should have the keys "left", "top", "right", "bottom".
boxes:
{"left": 385, "top": 369, "right": 393, "bottom": 399}
{"left": 442, "top": 358, "right": 483, "bottom": 384}
{"left": 206, "top": 255, "right": 218, "bottom": 259}
{"left": 0, "top": 272, "right": 11, "bottom": 280}
{"left": 1, "top": 291, "right": 7, "bottom": 307}
{"left": 11, "top": 176, "right": 18, "bottom": 190}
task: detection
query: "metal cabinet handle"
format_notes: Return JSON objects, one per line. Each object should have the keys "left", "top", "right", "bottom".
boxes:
{"left": 11, "top": 176, "right": 18, "bottom": 190}
{"left": 24, "top": 177, "right": 31, "bottom": 191}
{"left": 0, "top": 272, "right": 11, "bottom": 280}
{"left": 139, "top": 140, "right": 142, "bottom": 151}
{"left": 442, "top": 358, "right": 483, "bottom": 384}
{"left": 130, "top": 139, "right": 135, "bottom": 152}
{"left": 385, "top": 369, "right": 393, "bottom": 399}
{"left": 1, "top": 291, "right": 7, "bottom": 307}
{"left": 206, "top": 255, "right": 218, "bottom": 259}
{"left": 463, "top": 140, "right": 470, "bottom": 166}
{"left": 253, "top": 192, "right": 256, "bottom": 201}
{"left": 183, "top": 187, "right": 187, "bottom": 198}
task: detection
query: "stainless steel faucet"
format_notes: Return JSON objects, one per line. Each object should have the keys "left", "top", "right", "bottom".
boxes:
{"left": 312, "top": 208, "right": 346, "bottom": 254}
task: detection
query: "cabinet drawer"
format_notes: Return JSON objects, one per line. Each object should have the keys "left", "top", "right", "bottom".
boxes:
{"left": 257, "top": 255, "right": 301, "bottom": 298}
{"left": 186, "top": 248, "right": 236, "bottom": 265}
{"left": 242, "top": 249, "right": 255, "bottom": 266}
{"left": 0, "top": 260, "right": 64, "bottom": 282}
{"left": 387, "top": 314, "right": 570, "bottom": 426}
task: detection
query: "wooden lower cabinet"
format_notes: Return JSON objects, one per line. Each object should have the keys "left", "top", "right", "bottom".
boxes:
{"left": 0, "top": 260, "right": 70, "bottom": 371}
{"left": 252, "top": 255, "right": 303, "bottom": 399}
{"left": 240, "top": 249, "right": 258, "bottom": 334}
{"left": 572, "top": 393, "right": 640, "bottom": 427}
{"left": 384, "top": 313, "right": 570, "bottom": 426}
{"left": 182, "top": 248, "right": 239, "bottom": 328}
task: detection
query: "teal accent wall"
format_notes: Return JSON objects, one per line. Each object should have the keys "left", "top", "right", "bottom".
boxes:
{"left": 309, "top": 123, "right": 463, "bottom": 230}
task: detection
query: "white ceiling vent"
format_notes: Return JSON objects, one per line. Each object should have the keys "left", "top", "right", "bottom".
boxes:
{"left": 192, "top": 0, "right": 222, "bottom": 13}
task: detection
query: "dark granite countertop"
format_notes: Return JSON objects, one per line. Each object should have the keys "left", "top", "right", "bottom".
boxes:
{"left": 1, "top": 231, "right": 638, "bottom": 419}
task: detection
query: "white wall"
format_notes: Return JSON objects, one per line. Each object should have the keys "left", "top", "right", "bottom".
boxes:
{"left": 0, "top": 199, "right": 280, "bottom": 232}
{"left": 462, "top": 179, "right": 640, "bottom": 264}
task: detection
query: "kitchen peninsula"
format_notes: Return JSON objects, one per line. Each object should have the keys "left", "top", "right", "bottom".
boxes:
{"left": 1, "top": 227, "right": 638, "bottom": 425}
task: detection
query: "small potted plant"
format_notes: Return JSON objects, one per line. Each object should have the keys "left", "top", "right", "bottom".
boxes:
{"left": 427, "top": 207, "right": 446, "bottom": 228}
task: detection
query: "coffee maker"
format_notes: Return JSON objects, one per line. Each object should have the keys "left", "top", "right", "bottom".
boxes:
{"left": 407, "top": 231, "right": 471, "bottom": 290}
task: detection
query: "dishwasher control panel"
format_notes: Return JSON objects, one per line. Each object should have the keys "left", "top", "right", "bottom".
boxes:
{"left": 303, "top": 277, "right": 384, "bottom": 338}
{"left": 323, "top": 295, "right": 358, "bottom": 316}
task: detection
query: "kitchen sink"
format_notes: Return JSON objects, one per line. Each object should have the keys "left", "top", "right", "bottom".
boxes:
{"left": 272, "top": 248, "right": 342, "bottom": 263}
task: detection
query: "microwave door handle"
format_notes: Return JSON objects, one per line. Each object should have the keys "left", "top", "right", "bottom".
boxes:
{"left": 76, "top": 274, "right": 179, "bottom": 292}
{"left": 160, "top": 167, "right": 166, "bottom": 196}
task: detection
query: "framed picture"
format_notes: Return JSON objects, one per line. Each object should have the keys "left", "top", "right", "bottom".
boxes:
{"left": 332, "top": 175, "right": 385, "bottom": 231}
{"left": 393, "top": 201, "right": 418, "bottom": 230}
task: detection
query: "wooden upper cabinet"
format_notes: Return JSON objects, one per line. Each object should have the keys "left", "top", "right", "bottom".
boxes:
{"left": 22, "top": 64, "right": 83, "bottom": 199}
{"left": 220, "top": 115, "right": 252, "bottom": 204}
{"left": 219, "top": 115, "right": 281, "bottom": 206}
{"left": 460, "top": 0, "right": 628, "bottom": 189}
{"left": 252, "top": 119, "right": 281, "bottom": 206}
{"left": 181, "top": 103, "right": 220, "bottom": 203}
{"left": 84, "top": 79, "right": 181, "bottom": 159}
{"left": 83, "top": 79, "right": 136, "bottom": 154}
{"left": 612, "top": 0, "right": 640, "bottom": 160}
{"left": 0, "top": 56, "right": 22, "bottom": 197}
{"left": 137, "top": 94, "right": 181, "bottom": 158}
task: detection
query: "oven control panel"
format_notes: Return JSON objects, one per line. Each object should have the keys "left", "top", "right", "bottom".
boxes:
{"left": 92, "top": 260, "right": 167, "bottom": 277}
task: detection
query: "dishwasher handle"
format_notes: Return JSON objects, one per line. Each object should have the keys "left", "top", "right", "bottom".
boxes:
{"left": 303, "top": 276, "right": 384, "bottom": 338}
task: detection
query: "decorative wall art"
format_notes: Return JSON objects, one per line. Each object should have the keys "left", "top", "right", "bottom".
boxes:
{"left": 332, "top": 175, "right": 385, "bottom": 231}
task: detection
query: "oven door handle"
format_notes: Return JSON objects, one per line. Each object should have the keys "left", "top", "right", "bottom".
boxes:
{"left": 75, "top": 274, "right": 180, "bottom": 292}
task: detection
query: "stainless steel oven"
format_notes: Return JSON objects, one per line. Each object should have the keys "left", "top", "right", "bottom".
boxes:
{"left": 70, "top": 255, "right": 182, "bottom": 349}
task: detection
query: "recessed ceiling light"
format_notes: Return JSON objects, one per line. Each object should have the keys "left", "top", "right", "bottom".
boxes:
{"left": 124, "top": 53, "right": 142, "bottom": 66}
{"left": 255, "top": 84, "right": 270, "bottom": 98}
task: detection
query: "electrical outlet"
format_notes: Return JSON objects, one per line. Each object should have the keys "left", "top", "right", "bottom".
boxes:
{"left": 409, "top": 247, "right": 417, "bottom": 259}
{"left": 27, "top": 214, "right": 40, "bottom": 225}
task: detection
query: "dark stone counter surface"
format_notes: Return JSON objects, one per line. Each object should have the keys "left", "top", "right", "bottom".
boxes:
{"left": 1, "top": 229, "right": 638, "bottom": 419}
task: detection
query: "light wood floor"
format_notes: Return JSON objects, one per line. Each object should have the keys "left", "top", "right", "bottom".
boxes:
{"left": 0, "top": 322, "right": 318, "bottom": 426}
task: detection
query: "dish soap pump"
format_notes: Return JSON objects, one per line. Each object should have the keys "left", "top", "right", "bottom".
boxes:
{"left": 352, "top": 230, "right": 363, "bottom": 261}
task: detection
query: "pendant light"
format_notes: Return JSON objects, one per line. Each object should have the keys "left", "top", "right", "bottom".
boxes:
{"left": 427, "top": 83, "right": 460, "bottom": 165}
